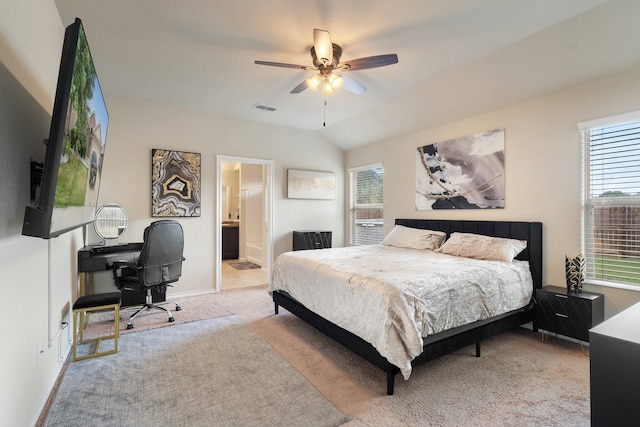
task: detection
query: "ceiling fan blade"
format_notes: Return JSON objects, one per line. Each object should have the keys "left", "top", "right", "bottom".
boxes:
{"left": 340, "top": 74, "right": 366, "bottom": 95}
{"left": 340, "top": 54, "right": 398, "bottom": 71}
{"left": 290, "top": 80, "right": 309, "bottom": 94}
{"left": 255, "top": 60, "right": 313, "bottom": 70}
{"left": 313, "top": 29, "right": 333, "bottom": 65}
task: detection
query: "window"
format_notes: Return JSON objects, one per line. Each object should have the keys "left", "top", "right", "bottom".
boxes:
{"left": 581, "top": 112, "right": 640, "bottom": 289}
{"left": 349, "top": 164, "right": 383, "bottom": 246}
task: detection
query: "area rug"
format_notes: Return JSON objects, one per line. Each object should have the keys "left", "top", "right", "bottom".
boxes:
{"left": 229, "top": 261, "right": 261, "bottom": 270}
{"left": 44, "top": 315, "right": 348, "bottom": 427}
{"left": 80, "top": 292, "right": 233, "bottom": 339}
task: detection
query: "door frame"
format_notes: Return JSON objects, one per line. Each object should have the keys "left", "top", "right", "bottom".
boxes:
{"left": 215, "top": 155, "right": 274, "bottom": 292}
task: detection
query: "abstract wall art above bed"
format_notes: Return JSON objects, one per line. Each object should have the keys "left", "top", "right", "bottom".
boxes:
{"left": 416, "top": 128, "right": 505, "bottom": 210}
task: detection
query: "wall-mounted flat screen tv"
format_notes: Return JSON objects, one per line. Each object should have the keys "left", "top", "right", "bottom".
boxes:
{"left": 22, "top": 18, "right": 109, "bottom": 239}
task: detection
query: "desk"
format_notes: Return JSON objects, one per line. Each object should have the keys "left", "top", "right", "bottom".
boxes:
{"left": 78, "top": 243, "right": 166, "bottom": 307}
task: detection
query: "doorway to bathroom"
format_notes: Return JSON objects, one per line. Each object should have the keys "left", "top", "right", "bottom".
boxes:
{"left": 216, "top": 155, "right": 273, "bottom": 291}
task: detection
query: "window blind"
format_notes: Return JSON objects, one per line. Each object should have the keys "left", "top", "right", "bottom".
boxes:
{"left": 583, "top": 120, "right": 640, "bottom": 288}
{"left": 349, "top": 164, "right": 384, "bottom": 246}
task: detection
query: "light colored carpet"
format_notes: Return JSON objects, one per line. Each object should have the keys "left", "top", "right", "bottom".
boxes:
{"left": 259, "top": 315, "right": 590, "bottom": 426}
{"left": 44, "top": 284, "right": 592, "bottom": 426}
{"left": 225, "top": 285, "right": 592, "bottom": 427}
{"left": 44, "top": 314, "right": 348, "bottom": 427}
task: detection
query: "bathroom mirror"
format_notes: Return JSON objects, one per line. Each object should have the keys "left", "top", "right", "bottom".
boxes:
{"left": 222, "top": 185, "right": 231, "bottom": 220}
{"left": 94, "top": 203, "right": 128, "bottom": 240}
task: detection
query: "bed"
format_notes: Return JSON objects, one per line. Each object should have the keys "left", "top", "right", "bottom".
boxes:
{"left": 269, "top": 219, "right": 543, "bottom": 394}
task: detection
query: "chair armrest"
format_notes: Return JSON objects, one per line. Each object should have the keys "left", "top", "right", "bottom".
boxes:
{"left": 112, "top": 260, "right": 137, "bottom": 270}
{"left": 111, "top": 260, "right": 139, "bottom": 291}
{"left": 111, "top": 261, "right": 138, "bottom": 280}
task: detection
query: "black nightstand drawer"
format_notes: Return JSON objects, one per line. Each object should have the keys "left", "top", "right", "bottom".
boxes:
{"left": 536, "top": 285, "right": 604, "bottom": 342}
{"left": 292, "top": 230, "right": 332, "bottom": 251}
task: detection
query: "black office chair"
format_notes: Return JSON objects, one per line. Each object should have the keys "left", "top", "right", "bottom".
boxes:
{"left": 112, "top": 220, "right": 185, "bottom": 329}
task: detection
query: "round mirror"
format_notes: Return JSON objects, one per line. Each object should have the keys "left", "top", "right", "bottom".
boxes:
{"left": 94, "top": 204, "right": 128, "bottom": 240}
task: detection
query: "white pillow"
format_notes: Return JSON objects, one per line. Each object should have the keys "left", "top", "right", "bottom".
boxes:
{"left": 435, "top": 232, "right": 527, "bottom": 262}
{"left": 381, "top": 225, "right": 447, "bottom": 250}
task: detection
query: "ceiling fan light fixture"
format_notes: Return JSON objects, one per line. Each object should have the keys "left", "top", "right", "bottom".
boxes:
{"left": 310, "top": 73, "right": 343, "bottom": 95}
{"left": 313, "top": 29, "right": 333, "bottom": 65}
{"left": 322, "top": 80, "right": 334, "bottom": 95}
{"left": 306, "top": 74, "right": 322, "bottom": 90}
{"left": 328, "top": 73, "right": 343, "bottom": 89}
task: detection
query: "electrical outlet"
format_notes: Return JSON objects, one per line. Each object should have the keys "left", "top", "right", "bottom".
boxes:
{"left": 37, "top": 341, "right": 43, "bottom": 365}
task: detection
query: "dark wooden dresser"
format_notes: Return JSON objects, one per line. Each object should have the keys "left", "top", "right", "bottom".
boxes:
{"left": 590, "top": 301, "right": 640, "bottom": 427}
{"left": 292, "top": 230, "right": 332, "bottom": 251}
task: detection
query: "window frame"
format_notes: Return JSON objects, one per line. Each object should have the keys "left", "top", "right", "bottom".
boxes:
{"left": 579, "top": 110, "right": 640, "bottom": 291}
{"left": 348, "top": 163, "right": 384, "bottom": 246}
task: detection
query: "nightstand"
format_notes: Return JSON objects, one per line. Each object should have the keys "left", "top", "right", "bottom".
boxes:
{"left": 536, "top": 285, "right": 604, "bottom": 342}
{"left": 292, "top": 230, "right": 332, "bottom": 251}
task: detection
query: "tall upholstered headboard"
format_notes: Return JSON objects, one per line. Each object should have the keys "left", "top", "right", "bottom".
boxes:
{"left": 395, "top": 219, "right": 543, "bottom": 290}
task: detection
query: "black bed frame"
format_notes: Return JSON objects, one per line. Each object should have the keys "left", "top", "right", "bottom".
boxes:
{"left": 273, "top": 219, "right": 543, "bottom": 395}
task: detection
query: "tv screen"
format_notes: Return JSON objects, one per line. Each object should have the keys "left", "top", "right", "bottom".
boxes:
{"left": 22, "top": 18, "right": 108, "bottom": 239}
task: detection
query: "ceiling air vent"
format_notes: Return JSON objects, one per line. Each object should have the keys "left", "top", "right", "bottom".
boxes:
{"left": 253, "top": 103, "right": 278, "bottom": 112}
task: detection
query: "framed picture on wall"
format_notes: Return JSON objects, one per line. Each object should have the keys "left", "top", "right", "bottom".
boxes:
{"left": 287, "top": 169, "right": 336, "bottom": 200}
{"left": 416, "top": 128, "right": 505, "bottom": 210}
{"left": 151, "top": 149, "right": 201, "bottom": 217}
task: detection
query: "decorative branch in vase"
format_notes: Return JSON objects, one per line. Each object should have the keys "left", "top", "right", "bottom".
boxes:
{"left": 565, "top": 253, "right": 585, "bottom": 293}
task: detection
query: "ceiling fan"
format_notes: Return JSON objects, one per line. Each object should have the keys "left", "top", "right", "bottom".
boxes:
{"left": 255, "top": 29, "right": 398, "bottom": 96}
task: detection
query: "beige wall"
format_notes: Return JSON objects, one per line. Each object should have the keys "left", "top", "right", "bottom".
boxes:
{"left": 1, "top": 1, "right": 72, "bottom": 426}
{"left": 98, "top": 97, "right": 345, "bottom": 297}
{"left": 346, "top": 65, "right": 640, "bottom": 320}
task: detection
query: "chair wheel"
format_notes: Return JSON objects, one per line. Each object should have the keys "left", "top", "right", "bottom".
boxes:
{"left": 175, "top": 305, "right": 182, "bottom": 311}
{"left": 168, "top": 317, "right": 175, "bottom": 322}
{"left": 127, "top": 324, "right": 134, "bottom": 329}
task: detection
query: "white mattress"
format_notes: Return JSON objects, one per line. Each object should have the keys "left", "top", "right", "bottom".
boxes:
{"left": 269, "top": 244, "right": 533, "bottom": 379}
